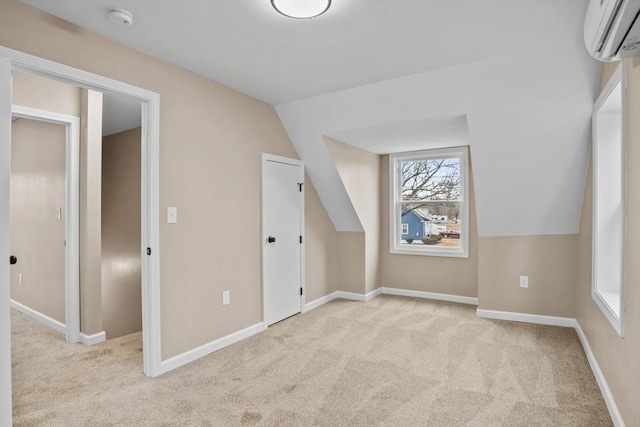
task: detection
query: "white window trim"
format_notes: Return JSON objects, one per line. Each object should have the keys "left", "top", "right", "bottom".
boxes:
{"left": 591, "top": 63, "right": 626, "bottom": 337}
{"left": 401, "top": 223, "right": 408, "bottom": 235}
{"left": 389, "top": 146, "right": 469, "bottom": 258}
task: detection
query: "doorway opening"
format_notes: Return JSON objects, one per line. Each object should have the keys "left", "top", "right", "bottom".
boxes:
{"left": 9, "top": 106, "right": 80, "bottom": 344}
{"left": 101, "top": 94, "right": 143, "bottom": 341}
{"left": 0, "top": 46, "right": 162, "bottom": 426}
{"left": 9, "top": 72, "right": 145, "bottom": 343}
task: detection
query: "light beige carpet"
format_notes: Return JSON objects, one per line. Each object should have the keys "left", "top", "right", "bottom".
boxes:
{"left": 12, "top": 296, "right": 612, "bottom": 426}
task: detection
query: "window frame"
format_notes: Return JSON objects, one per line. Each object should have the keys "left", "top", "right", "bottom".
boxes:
{"left": 401, "top": 223, "right": 408, "bottom": 235}
{"left": 592, "top": 63, "right": 626, "bottom": 337}
{"left": 389, "top": 146, "right": 469, "bottom": 258}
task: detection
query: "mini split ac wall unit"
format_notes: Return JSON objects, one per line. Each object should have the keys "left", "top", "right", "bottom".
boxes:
{"left": 584, "top": 0, "right": 640, "bottom": 62}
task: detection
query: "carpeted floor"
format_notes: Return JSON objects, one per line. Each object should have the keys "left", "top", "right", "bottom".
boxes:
{"left": 12, "top": 295, "right": 612, "bottom": 426}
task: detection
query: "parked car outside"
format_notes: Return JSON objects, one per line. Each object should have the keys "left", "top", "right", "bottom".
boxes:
{"left": 439, "top": 230, "right": 460, "bottom": 238}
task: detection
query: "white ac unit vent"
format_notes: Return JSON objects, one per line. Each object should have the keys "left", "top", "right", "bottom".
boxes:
{"left": 584, "top": 0, "right": 640, "bottom": 62}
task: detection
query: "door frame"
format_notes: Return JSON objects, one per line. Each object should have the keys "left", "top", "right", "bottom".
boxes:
{"left": 1, "top": 46, "right": 162, "bottom": 427}
{"left": 261, "top": 153, "right": 305, "bottom": 325}
{"left": 10, "top": 104, "right": 81, "bottom": 344}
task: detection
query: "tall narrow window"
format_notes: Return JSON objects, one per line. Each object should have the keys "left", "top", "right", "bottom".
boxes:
{"left": 592, "top": 65, "right": 625, "bottom": 336}
{"left": 389, "top": 147, "right": 469, "bottom": 257}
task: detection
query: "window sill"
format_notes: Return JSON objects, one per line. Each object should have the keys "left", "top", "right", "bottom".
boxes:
{"left": 599, "top": 290, "right": 620, "bottom": 317}
{"left": 390, "top": 246, "right": 469, "bottom": 258}
{"left": 592, "top": 289, "right": 623, "bottom": 337}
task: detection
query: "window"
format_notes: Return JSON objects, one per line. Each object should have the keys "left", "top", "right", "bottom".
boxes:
{"left": 592, "top": 64, "right": 625, "bottom": 336}
{"left": 389, "top": 147, "right": 469, "bottom": 257}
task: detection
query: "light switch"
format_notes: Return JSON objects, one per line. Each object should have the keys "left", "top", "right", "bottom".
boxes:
{"left": 167, "top": 207, "right": 177, "bottom": 224}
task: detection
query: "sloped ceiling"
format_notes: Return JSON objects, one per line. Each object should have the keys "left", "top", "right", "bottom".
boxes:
{"left": 21, "top": 0, "right": 600, "bottom": 236}
{"left": 277, "top": 51, "right": 598, "bottom": 236}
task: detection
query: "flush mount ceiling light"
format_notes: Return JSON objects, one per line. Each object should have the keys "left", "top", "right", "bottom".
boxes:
{"left": 271, "top": 0, "right": 331, "bottom": 19}
{"left": 107, "top": 8, "right": 133, "bottom": 26}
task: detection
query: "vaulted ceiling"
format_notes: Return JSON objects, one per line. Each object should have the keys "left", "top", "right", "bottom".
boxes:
{"left": 23, "top": 0, "right": 601, "bottom": 236}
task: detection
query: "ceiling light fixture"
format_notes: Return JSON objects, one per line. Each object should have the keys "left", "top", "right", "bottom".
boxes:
{"left": 107, "top": 8, "right": 133, "bottom": 26}
{"left": 271, "top": 0, "right": 331, "bottom": 19}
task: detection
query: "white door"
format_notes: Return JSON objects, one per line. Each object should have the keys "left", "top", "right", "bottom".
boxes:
{"left": 262, "top": 154, "right": 303, "bottom": 326}
{"left": 0, "top": 55, "right": 12, "bottom": 427}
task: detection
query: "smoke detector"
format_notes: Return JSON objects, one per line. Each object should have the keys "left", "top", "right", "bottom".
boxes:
{"left": 107, "top": 8, "right": 133, "bottom": 26}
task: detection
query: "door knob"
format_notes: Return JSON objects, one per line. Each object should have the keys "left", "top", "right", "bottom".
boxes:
{"left": 9, "top": 255, "right": 17, "bottom": 265}
{"left": 267, "top": 236, "right": 276, "bottom": 244}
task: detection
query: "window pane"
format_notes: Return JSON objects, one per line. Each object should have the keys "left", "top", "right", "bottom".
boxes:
{"left": 399, "top": 202, "right": 461, "bottom": 249}
{"left": 401, "top": 157, "right": 460, "bottom": 202}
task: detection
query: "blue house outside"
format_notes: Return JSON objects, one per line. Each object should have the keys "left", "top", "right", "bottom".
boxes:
{"left": 401, "top": 209, "right": 430, "bottom": 241}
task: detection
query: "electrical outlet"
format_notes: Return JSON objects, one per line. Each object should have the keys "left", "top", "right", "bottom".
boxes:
{"left": 222, "top": 290, "right": 230, "bottom": 306}
{"left": 520, "top": 276, "right": 529, "bottom": 288}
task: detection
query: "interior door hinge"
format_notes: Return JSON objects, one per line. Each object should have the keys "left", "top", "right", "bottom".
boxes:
{"left": 298, "top": 183, "right": 304, "bottom": 192}
{"left": 147, "top": 247, "right": 151, "bottom": 256}
{"left": 300, "top": 287, "right": 303, "bottom": 296}
{"left": 299, "top": 235, "right": 303, "bottom": 244}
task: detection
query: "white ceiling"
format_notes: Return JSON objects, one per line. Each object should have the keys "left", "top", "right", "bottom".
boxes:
{"left": 326, "top": 115, "right": 470, "bottom": 155}
{"left": 21, "top": 0, "right": 589, "bottom": 106}
{"left": 21, "top": 0, "right": 601, "bottom": 236}
{"left": 102, "top": 94, "right": 141, "bottom": 137}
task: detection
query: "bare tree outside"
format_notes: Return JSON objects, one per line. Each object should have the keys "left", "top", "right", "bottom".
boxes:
{"left": 400, "top": 158, "right": 460, "bottom": 218}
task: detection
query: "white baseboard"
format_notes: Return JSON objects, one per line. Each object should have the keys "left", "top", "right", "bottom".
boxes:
{"left": 365, "top": 288, "right": 382, "bottom": 301}
{"left": 476, "top": 308, "right": 576, "bottom": 327}
{"left": 79, "top": 331, "right": 106, "bottom": 346}
{"left": 304, "top": 292, "right": 339, "bottom": 311}
{"left": 574, "top": 321, "right": 625, "bottom": 427}
{"left": 305, "top": 287, "right": 477, "bottom": 310}
{"left": 10, "top": 299, "right": 66, "bottom": 334}
{"left": 381, "top": 287, "right": 478, "bottom": 305}
{"left": 335, "top": 291, "right": 367, "bottom": 301}
{"left": 160, "top": 322, "right": 266, "bottom": 374}
{"left": 334, "top": 289, "right": 382, "bottom": 301}
{"left": 304, "top": 287, "right": 478, "bottom": 312}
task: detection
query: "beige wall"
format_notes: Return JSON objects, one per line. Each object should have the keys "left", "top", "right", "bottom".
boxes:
{"left": 304, "top": 171, "right": 365, "bottom": 301}
{"left": 0, "top": 0, "right": 338, "bottom": 359}
{"left": 478, "top": 235, "right": 577, "bottom": 317}
{"left": 12, "top": 70, "right": 81, "bottom": 117}
{"left": 323, "top": 140, "right": 578, "bottom": 315}
{"left": 304, "top": 174, "right": 340, "bottom": 302}
{"left": 575, "top": 59, "right": 640, "bottom": 426}
{"left": 325, "top": 137, "right": 380, "bottom": 294}
{"left": 332, "top": 232, "right": 366, "bottom": 294}
{"left": 101, "top": 128, "right": 142, "bottom": 340}
{"left": 79, "top": 89, "right": 103, "bottom": 335}
{"left": 380, "top": 154, "right": 479, "bottom": 297}
{"left": 9, "top": 118, "right": 66, "bottom": 323}
{"left": 323, "top": 140, "right": 480, "bottom": 299}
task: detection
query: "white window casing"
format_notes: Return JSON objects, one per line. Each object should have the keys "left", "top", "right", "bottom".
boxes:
{"left": 389, "top": 146, "right": 469, "bottom": 258}
{"left": 592, "top": 63, "right": 626, "bottom": 337}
